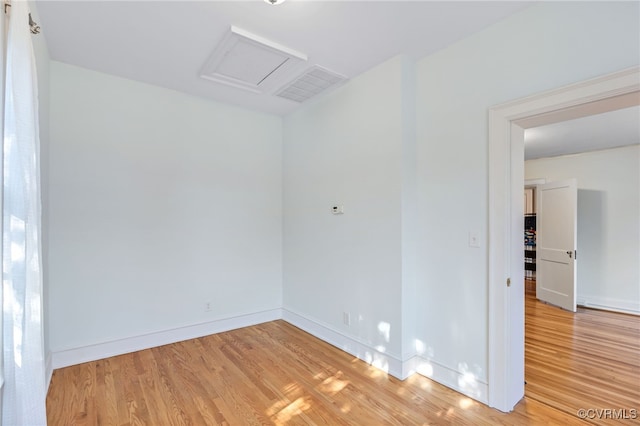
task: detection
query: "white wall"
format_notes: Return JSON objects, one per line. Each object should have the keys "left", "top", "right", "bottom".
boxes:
{"left": 414, "top": 0, "right": 639, "bottom": 394}
{"left": 283, "top": 56, "right": 413, "bottom": 368}
{"left": 526, "top": 145, "right": 640, "bottom": 314}
{"left": 48, "top": 62, "right": 283, "bottom": 355}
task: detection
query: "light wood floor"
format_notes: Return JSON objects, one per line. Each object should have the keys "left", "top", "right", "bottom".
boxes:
{"left": 525, "top": 279, "right": 640, "bottom": 425}
{"left": 47, "top": 293, "right": 639, "bottom": 425}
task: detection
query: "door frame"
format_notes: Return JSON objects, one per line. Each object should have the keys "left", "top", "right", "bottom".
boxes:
{"left": 487, "top": 67, "right": 640, "bottom": 412}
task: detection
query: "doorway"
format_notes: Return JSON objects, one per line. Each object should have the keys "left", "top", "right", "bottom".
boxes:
{"left": 524, "top": 104, "right": 640, "bottom": 313}
{"left": 487, "top": 67, "right": 640, "bottom": 412}
{"left": 520, "top": 103, "right": 639, "bottom": 414}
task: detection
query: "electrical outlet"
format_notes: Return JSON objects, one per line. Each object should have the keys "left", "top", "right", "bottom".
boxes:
{"left": 343, "top": 312, "right": 351, "bottom": 326}
{"left": 205, "top": 301, "right": 212, "bottom": 312}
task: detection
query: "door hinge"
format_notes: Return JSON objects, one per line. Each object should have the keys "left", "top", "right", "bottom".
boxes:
{"left": 507, "top": 278, "right": 511, "bottom": 287}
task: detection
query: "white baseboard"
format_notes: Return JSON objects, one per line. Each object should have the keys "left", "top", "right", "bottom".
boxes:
{"left": 280, "top": 309, "right": 486, "bottom": 402}
{"left": 51, "top": 309, "right": 282, "bottom": 369}
{"left": 577, "top": 294, "right": 640, "bottom": 315}
{"left": 413, "top": 357, "right": 489, "bottom": 404}
{"left": 45, "top": 352, "right": 53, "bottom": 391}
{"left": 282, "top": 308, "right": 414, "bottom": 380}
{"left": 400, "top": 355, "right": 421, "bottom": 380}
{"left": 50, "top": 306, "right": 489, "bottom": 408}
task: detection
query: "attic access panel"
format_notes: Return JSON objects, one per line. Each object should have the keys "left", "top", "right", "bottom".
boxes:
{"left": 201, "top": 26, "right": 307, "bottom": 93}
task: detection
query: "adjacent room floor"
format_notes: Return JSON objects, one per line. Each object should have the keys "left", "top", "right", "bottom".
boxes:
{"left": 524, "top": 279, "right": 640, "bottom": 423}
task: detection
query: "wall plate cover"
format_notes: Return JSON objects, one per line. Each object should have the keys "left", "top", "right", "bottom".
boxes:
{"left": 331, "top": 205, "right": 344, "bottom": 215}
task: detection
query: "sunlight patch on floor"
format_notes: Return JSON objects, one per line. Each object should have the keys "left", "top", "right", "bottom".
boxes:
{"left": 436, "top": 407, "right": 456, "bottom": 419}
{"left": 267, "top": 382, "right": 303, "bottom": 416}
{"left": 271, "top": 396, "right": 312, "bottom": 425}
{"left": 313, "top": 371, "right": 328, "bottom": 381}
{"left": 365, "top": 365, "right": 385, "bottom": 379}
{"left": 340, "top": 402, "right": 352, "bottom": 414}
{"left": 317, "top": 371, "right": 349, "bottom": 396}
{"left": 267, "top": 398, "right": 291, "bottom": 417}
{"left": 458, "top": 397, "right": 475, "bottom": 410}
{"left": 411, "top": 374, "right": 432, "bottom": 391}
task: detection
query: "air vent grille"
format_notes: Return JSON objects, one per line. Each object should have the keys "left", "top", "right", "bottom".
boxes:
{"left": 276, "top": 66, "right": 347, "bottom": 103}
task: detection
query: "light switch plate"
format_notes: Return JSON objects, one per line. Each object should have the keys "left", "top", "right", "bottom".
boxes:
{"left": 469, "top": 232, "right": 480, "bottom": 248}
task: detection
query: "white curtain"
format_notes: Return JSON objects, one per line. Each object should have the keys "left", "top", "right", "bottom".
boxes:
{"left": 2, "top": 0, "right": 47, "bottom": 424}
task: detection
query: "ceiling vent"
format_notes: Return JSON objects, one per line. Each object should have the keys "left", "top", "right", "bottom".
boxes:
{"left": 201, "top": 26, "right": 307, "bottom": 93}
{"left": 275, "top": 66, "right": 347, "bottom": 103}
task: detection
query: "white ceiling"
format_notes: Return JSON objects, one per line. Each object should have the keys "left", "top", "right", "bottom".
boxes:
{"left": 35, "top": 1, "right": 639, "bottom": 159}
{"left": 524, "top": 105, "right": 640, "bottom": 160}
{"left": 35, "top": 0, "right": 533, "bottom": 115}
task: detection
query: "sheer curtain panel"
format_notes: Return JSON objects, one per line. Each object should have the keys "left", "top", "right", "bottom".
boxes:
{"left": 2, "top": 0, "right": 47, "bottom": 424}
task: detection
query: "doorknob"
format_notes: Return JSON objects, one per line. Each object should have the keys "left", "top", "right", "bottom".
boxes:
{"left": 566, "top": 250, "right": 573, "bottom": 258}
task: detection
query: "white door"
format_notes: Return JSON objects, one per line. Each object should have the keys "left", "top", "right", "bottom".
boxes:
{"left": 536, "top": 179, "right": 577, "bottom": 312}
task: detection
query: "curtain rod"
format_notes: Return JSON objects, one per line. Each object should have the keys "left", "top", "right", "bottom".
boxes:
{"left": 3, "top": 2, "right": 40, "bottom": 34}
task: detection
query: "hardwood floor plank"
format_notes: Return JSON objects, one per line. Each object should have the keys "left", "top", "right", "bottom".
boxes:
{"left": 47, "top": 300, "right": 639, "bottom": 425}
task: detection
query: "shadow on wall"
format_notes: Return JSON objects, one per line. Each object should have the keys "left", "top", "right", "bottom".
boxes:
{"left": 577, "top": 189, "right": 604, "bottom": 293}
